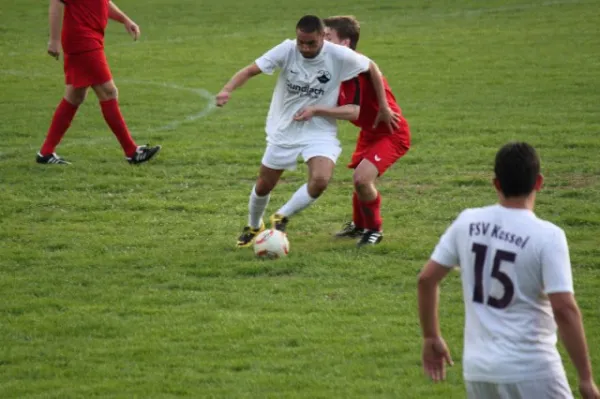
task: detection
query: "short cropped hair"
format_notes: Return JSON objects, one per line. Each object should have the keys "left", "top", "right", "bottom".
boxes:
{"left": 494, "top": 142, "right": 541, "bottom": 197}
{"left": 296, "top": 15, "right": 325, "bottom": 34}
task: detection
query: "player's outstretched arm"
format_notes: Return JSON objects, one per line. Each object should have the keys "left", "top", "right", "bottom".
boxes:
{"left": 417, "top": 260, "right": 454, "bottom": 382}
{"left": 549, "top": 293, "right": 599, "bottom": 399}
{"left": 47, "top": 0, "right": 63, "bottom": 60}
{"left": 216, "top": 63, "right": 262, "bottom": 107}
{"left": 294, "top": 104, "right": 360, "bottom": 122}
{"left": 366, "top": 61, "right": 399, "bottom": 132}
{"left": 108, "top": 1, "right": 140, "bottom": 41}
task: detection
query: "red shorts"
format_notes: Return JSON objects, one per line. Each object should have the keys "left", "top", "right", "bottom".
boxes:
{"left": 347, "top": 130, "right": 410, "bottom": 176}
{"left": 64, "top": 49, "right": 112, "bottom": 88}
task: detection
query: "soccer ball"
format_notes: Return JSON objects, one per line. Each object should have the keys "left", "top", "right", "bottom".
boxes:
{"left": 253, "top": 229, "right": 290, "bottom": 259}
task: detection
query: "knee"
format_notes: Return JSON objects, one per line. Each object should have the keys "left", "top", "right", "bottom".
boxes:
{"left": 308, "top": 175, "right": 330, "bottom": 197}
{"left": 94, "top": 83, "right": 118, "bottom": 101}
{"left": 102, "top": 85, "right": 119, "bottom": 100}
{"left": 353, "top": 173, "right": 371, "bottom": 191}
{"left": 255, "top": 177, "right": 275, "bottom": 196}
{"left": 65, "top": 89, "right": 87, "bottom": 106}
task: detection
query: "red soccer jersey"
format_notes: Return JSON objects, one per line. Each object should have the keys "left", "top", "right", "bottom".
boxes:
{"left": 61, "top": 0, "right": 109, "bottom": 55}
{"left": 338, "top": 73, "right": 408, "bottom": 137}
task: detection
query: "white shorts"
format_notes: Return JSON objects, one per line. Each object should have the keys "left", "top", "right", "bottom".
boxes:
{"left": 261, "top": 142, "right": 342, "bottom": 171}
{"left": 466, "top": 375, "right": 573, "bottom": 399}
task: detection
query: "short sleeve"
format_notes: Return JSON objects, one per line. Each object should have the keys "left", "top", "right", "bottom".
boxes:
{"left": 542, "top": 229, "right": 574, "bottom": 294}
{"left": 337, "top": 78, "right": 360, "bottom": 106}
{"left": 255, "top": 40, "right": 293, "bottom": 75}
{"left": 430, "top": 217, "right": 461, "bottom": 268}
{"left": 350, "top": 77, "right": 361, "bottom": 105}
{"left": 337, "top": 46, "right": 371, "bottom": 82}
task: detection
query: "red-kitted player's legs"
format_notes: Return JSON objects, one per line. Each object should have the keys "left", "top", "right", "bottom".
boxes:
{"left": 352, "top": 191, "right": 365, "bottom": 230}
{"left": 92, "top": 80, "right": 161, "bottom": 164}
{"left": 335, "top": 137, "right": 370, "bottom": 239}
{"left": 344, "top": 133, "right": 410, "bottom": 246}
{"left": 36, "top": 84, "right": 88, "bottom": 165}
{"left": 39, "top": 99, "right": 78, "bottom": 158}
{"left": 37, "top": 49, "right": 107, "bottom": 165}
{"left": 93, "top": 80, "right": 137, "bottom": 158}
{"left": 38, "top": 49, "right": 161, "bottom": 165}
{"left": 80, "top": 50, "right": 136, "bottom": 158}
{"left": 353, "top": 158, "right": 383, "bottom": 247}
{"left": 88, "top": 50, "right": 160, "bottom": 164}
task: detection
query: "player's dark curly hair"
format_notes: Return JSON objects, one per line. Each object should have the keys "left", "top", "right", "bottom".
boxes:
{"left": 494, "top": 142, "right": 540, "bottom": 197}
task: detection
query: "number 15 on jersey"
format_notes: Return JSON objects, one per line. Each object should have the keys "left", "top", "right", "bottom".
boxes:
{"left": 471, "top": 243, "right": 517, "bottom": 309}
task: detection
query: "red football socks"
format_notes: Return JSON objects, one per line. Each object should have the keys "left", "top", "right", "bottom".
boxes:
{"left": 40, "top": 98, "right": 79, "bottom": 155}
{"left": 100, "top": 99, "right": 137, "bottom": 157}
{"left": 360, "top": 192, "right": 382, "bottom": 231}
{"left": 352, "top": 191, "right": 365, "bottom": 229}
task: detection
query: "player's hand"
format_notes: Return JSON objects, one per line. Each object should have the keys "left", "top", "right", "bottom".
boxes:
{"left": 579, "top": 379, "right": 600, "bottom": 399}
{"left": 293, "top": 107, "right": 316, "bottom": 121}
{"left": 422, "top": 337, "right": 453, "bottom": 382}
{"left": 216, "top": 90, "right": 231, "bottom": 107}
{"left": 47, "top": 40, "right": 61, "bottom": 60}
{"left": 374, "top": 106, "right": 400, "bottom": 132}
{"left": 124, "top": 19, "right": 140, "bottom": 41}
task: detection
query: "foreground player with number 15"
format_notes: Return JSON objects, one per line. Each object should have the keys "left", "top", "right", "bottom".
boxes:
{"left": 418, "top": 142, "right": 598, "bottom": 398}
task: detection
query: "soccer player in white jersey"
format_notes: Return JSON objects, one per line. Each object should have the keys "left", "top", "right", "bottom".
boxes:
{"left": 215, "top": 15, "right": 398, "bottom": 247}
{"left": 417, "top": 142, "right": 599, "bottom": 399}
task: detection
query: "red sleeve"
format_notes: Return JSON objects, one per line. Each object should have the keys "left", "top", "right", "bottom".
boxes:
{"left": 338, "top": 78, "right": 361, "bottom": 106}
{"left": 350, "top": 77, "right": 361, "bottom": 105}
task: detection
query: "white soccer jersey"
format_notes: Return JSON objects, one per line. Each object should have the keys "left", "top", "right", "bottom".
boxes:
{"left": 431, "top": 204, "right": 574, "bottom": 383}
{"left": 255, "top": 39, "right": 371, "bottom": 146}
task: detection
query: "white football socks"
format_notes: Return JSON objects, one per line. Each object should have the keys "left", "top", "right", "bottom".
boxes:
{"left": 248, "top": 185, "right": 270, "bottom": 229}
{"left": 277, "top": 183, "right": 316, "bottom": 217}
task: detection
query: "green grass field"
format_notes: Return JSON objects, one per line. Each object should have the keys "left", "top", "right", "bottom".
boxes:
{"left": 1, "top": 0, "right": 599, "bottom": 397}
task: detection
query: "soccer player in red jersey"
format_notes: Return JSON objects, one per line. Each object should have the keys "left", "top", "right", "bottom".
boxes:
{"left": 294, "top": 16, "right": 410, "bottom": 246}
{"left": 38, "top": 0, "right": 161, "bottom": 165}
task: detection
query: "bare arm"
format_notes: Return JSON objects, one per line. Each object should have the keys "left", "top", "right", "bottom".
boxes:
{"left": 367, "top": 61, "right": 388, "bottom": 112}
{"left": 49, "top": 0, "right": 63, "bottom": 42}
{"left": 313, "top": 104, "right": 360, "bottom": 120}
{"left": 47, "top": 0, "right": 63, "bottom": 59}
{"left": 223, "top": 63, "right": 262, "bottom": 92}
{"left": 109, "top": 1, "right": 140, "bottom": 40}
{"left": 418, "top": 260, "right": 452, "bottom": 338}
{"left": 417, "top": 260, "right": 454, "bottom": 382}
{"left": 108, "top": 1, "right": 129, "bottom": 23}
{"left": 366, "top": 61, "right": 399, "bottom": 131}
{"left": 550, "top": 293, "right": 595, "bottom": 382}
{"left": 216, "top": 63, "right": 262, "bottom": 107}
{"left": 294, "top": 104, "right": 360, "bottom": 122}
